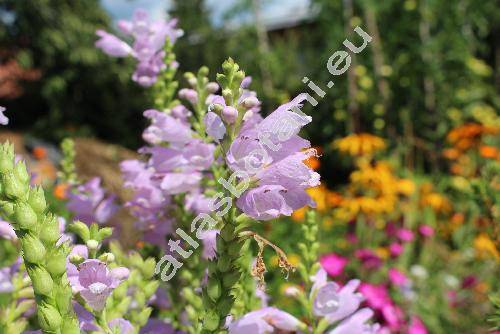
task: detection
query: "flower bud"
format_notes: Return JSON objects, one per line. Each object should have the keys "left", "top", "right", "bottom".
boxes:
{"left": 222, "top": 106, "right": 238, "bottom": 124}
{"left": 222, "top": 60, "right": 233, "bottom": 73}
{"left": 203, "top": 310, "right": 221, "bottom": 331}
{"left": 199, "top": 66, "right": 209, "bottom": 77}
{"left": 187, "top": 77, "right": 197, "bottom": 87}
{"left": 143, "top": 281, "right": 160, "bottom": 298}
{"left": 179, "top": 89, "right": 198, "bottom": 105}
{"left": 61, "top": 317, "right": 81, "bottom": 334}
{"left": 0, "top": 142, "right": 14, "bottom": 173}
{"left": 97, "top": 227, "right": 113, "bottom": 241}
{"left": 206, "top": 82, "right": 219, "bottom": 93}
{"left": 68, "top": 221, "right": 90, "bottom": 241}
{"left": 209, "top": 103, "right": 224, "bottom": 115}
{"left": 14, "top": 161, "right": 30, "bottom": 184}
{"left": 55, "top": 285, "right": 73, "bottom": 314}
{"left": 99, "top": 252, "right": 115, "bottom": 263}
{"left": 234, "top": 70, "right": 245, "bottom": 83}
{"left": 69, "top": 253, "right": 84, "bottom": 265}
{"left": 207, "top": 279, "right": 221, "bottom": 301}
{"left": 0, "top": 200, "right": 14, "bottom": 217}
{"left": 20, "top": 233, "right": 46, "bottom": 263}
{"left": 46, "top": 250, "right": 67, "bottom": 277}
{"left": 28, "top": 186, "right": 47, "bottom": 214}
{"left": 86, "top": 239, "right": 99, "bottom": 250}
{"left": 137, "top": 307, "right": 153, "bottom": 326}
{"left": 39, "top": 214, "right": 60, "bottom": 245}
{"left": 28, "top": 265, "right": 53, "bottom": 296}
{"left": 14, "top": 202, "right": 38, "bottom": 230}
{"left": 241, "top": 96, "right": 260, "bottom": 109}
{"left": 2, "top": 172, "right": 26, "bottom": 200}
{"left": 142, "top": 258, "right": 156, "bottom": 278}
{"left": 37, "top": 303, "right": 62, "bottom": 331}
{"left": 222, "top": 89, "right": 233, "bottom": 101}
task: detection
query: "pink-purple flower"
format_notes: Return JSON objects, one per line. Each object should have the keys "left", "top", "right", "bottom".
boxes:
{"left": 67, "top": 177, "right": 118, "bottom": 225}
{"left": 228, "top": 307, "right": 303, "bottom": 333}
{"left": 70, "top": 259, "right": 129, "bottom": 311}
{"left": 95, "top": 9, "right": 183, "bottom": 86}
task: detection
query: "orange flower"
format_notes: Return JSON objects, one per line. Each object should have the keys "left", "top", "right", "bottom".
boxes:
{"left": 53, "top": 183, "right": 68, "bottom": 200}
{"left": 291, "top": 207, "right": 307, "bottom": 222}
{"left": 479, "top": 145, "right": 498, "bottom": 159}
{"left": 304, "top": 155, "right": 320, "bottom": 170}
{"left": 442, "top": 148, "right": 461, "bottom": 160}
{"left": 32, "top": 146, "right": 48, "bottom": 160}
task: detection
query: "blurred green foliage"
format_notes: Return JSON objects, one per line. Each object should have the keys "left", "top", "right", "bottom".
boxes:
{"left": 0, "top": 0, "right": 498, "bottom": 170}
{"left": 0, "top": 0, "right": 147, "bottom": 147}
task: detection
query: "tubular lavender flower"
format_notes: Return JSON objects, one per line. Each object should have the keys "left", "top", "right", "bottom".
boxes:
{"left": 0, "top": 142, "right": 80, "bottom": 333}
{"left": 95, "top": 8, "right": 183, "bottom": 87}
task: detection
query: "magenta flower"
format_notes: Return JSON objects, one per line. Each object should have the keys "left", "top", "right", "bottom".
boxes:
{"left": 381, "top": 304, "right": 404, "bottom": 330}
{"left": 408, "top": 316, "right": 428, "bottom": 334}
{"left": 388, "top": 268, "right": 408, "bottom": 287}
{"left": 0, "top": 106, "right": 8, "bottom": 125}
{"left": 397, "top": 228, "right": 415, "bottom": 242}
{"left": 355, "top": 249, "right": 382, "bottom": 269}
{"left": 320, "top": 253, "right": 348, "bottom": 277}
{"left": 71, "top": 260, "right": 129, "bottom": 310}
{"left": 359, "top": 283, "right": 391, "bottom": 310}
{"left": 389, "top": 242, "right": 404, "bottom": 257}
{"left": 418, "top": 224, "right": 434, "bottom": 237}
{"left": 228, "top": 307, "right": 303, "bottom": 333}
{"left": 67, "top": 177, "right": 118, "bottom": 225}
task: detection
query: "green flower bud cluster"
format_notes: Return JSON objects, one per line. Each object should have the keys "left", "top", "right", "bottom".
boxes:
{"left": 183, "top": 66, "right": 211, "bottom": 132}
{"left": 0, "top": 141, "right": 80, "bottom": 334}
{"left": 106, "top": 241, "right": 159, "bottom": 333}
{"left": 216, "top": 58, "right": 247, "bottom": 142}
{"left": 201, "top": 59, "right": 250, "bottom": 333}
{"left": 0, "top": 269, "right": 35, "bottom": 334}
{"left": 297, "top": 210, "right": 321, "bottom": 289}
{"left": 68, "top": 221, "right": 113, "bottom": 258}
{"left": 201, "top": 218, "right": 243, "bottom": 333}
{"left": 152, "top": 40, "right": 179, "bottom": 111}
{"left": 58, "top": 138, "right": 78, "bottom": 185}
{"left": 230, "top": 240, "right": 262, "bottom": 319}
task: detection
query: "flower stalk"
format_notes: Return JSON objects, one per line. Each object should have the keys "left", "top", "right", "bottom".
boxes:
{"left": 0, "top": 142, "right": 80, "bottom": 334}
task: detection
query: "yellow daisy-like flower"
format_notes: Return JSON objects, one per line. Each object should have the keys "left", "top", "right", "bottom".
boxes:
{"left": 420, "top": 184, "right": 452, "bottom": 213}
{"left": 473, "top": 233, "right": 499, "bottom": 260}
{"left": 333, "top": 133, "right": 386, "bottom": 157}
{"left": 397, "top": 178, "right": 416, "bottom": 196}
